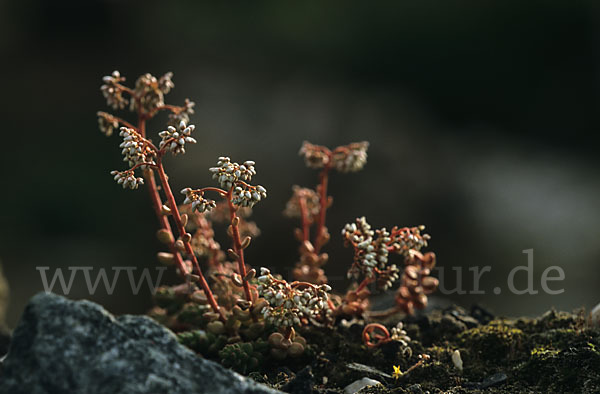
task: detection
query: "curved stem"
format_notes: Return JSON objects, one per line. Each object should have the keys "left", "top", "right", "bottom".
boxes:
{"left": 355, "top": 277, "right": 373, "bottom": 293}
{"left": 156, "top": 158, "right": 225, "bottom": 321}
{"left": 147, "top": 104, "right": 184, "bottom": 118}
{"left": 226, "top": 189, "right": 253, "bottom": 303}
{"left": 129, "top": 162, "right": 157, "bottom": 172}
{"left": 192, "top": 187, "right": 227, "bottom": 196}
{"left": 110, "top": 115, "right": 137, "bottom": 131}
{"left": 136, "top": 117, "right": 187, "bottom": 281}
{"left": 144, "top": 168, "right": 186, "bottom": 272}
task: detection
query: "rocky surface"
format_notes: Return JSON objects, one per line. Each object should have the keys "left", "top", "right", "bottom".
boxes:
{"left": 0, "top": 293, "right": 279, "bottom": 394}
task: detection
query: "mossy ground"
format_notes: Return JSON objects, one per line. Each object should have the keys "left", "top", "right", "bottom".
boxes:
{"left": 242, "top": 307, "right": 600, "bottom": 393}
{"left": 153, "top": 288, "right": 599, "bottom": 393}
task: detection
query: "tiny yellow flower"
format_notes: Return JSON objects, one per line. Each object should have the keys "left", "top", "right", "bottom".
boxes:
{"left": 392, "top": 365, "right": 403, "bottom": 379}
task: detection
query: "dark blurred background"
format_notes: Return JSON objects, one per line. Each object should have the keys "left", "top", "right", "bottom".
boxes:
{"left": 1, "top": 0, "right": 599, "bottom": 328}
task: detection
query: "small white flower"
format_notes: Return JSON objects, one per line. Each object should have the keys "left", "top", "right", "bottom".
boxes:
{"left": 111, "top": 170, "right": 144, "bottom": 190}
{"left": 209, "top": 157, "right": 258, "bottom": 190}
{"left": 180, "top": 187, "right": 216, "bottom": 213}
{"left": 100, "top": 71, "right": 128, "bottom": 110}
{"left": 158, "top": 121, "right": 197, "bottom": 155}
{"left": 118, "top": 127, "right": 156, "bottom": 167}
{"left": 332, "top": 141, "right": 369, "bottom": 173}
{"left": 231, "top": 184, "right": 267, "bottom": 208}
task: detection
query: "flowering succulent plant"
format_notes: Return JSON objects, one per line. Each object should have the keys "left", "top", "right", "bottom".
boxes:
{"left": 98, "top": 70, "right": 439, "bottom": 376}
{"left": 257, "top": 267, "right": 331, "bottom": 329}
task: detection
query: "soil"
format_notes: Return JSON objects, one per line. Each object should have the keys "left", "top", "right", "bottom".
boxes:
{"left": 160, "top": 299, "right": 600, "bottom": 393}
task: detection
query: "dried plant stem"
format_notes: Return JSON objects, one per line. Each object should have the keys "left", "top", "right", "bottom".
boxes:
{"left": 156, "top": 158, "right": 225, "bottom": 321}
{"left": 284, "top": 326, "right": 294, "bottom": 341}
{"left": 226, "top": 192, "right": 253, "bottom": 303}
{"left": 313, "top": 163, "right": 331, "bottom": 253}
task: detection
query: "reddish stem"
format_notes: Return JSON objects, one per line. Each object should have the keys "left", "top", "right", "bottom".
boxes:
{"left": 136, "top": 118, "right": 187, "bottom": 277}
{"left": 193, "top": 187, "right": 227, "bottom": 196}
{"left": 298, "top": 196, "right": 310, "bottom": 242}
{"left": 144, "top": 168, "right": 186, "bottom": 273}
{"left": 356, "top": 277, "right": 373, "bottom": 293}
{"left": 226, "top": 190, "right": 253, "bottom": 303}
{"left": 110, "top": 115, "right": 137, "bottom": 131}
{"left": 362, "top": 323, "right": 391, "bottom": 348}
{"left": 313, "top": 163, "right": 331, "bottom": 253}
{"left": 156, "top": 158, "right": 225, "bottom": 321}
{"left": 147, "top": 104, "right": 184, "bottom": 118}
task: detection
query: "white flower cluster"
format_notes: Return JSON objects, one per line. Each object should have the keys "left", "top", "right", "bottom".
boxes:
{"left": 119, "top": 127, "right": 156, "bottom": 167}
{"left": 390, "top": 322, "right": 411, "bottom": 348}
{"left": 376, "top": 264, "right": 400, "bottom": 291}
{"left": 332, "top": 141, "right": 369, "bottom": 173}
{"left": 299, "top": 141, "right": 369, "bottom": 172}
{"left": 168, "top": 98, "right": 195, "bottom": 127}
{"left": 299, "top": 142, "right": 330, "bottom": 169}
{"left": 257, "top": 268, "right": 331, "bottom": 328}
{"left": 158, "top": 121, "right": 197, "bottom": 155}
{"left": 342, "top": 217, "right": 390, "bottom": 279}
{"left": 131, "top": 72, "right": 173, "bottom": 113}
{"left": 111, "top": 170, "right": 144, "bottom": 190}
{"left": 283, "top": 186, "right": 320, "bottom": 219}
{"left": 209, "top": 157, "right": 257, "bottom": 190}
{"left": 97, "top": 111, "right": 119, "bottom": 137}
{"left": 101, "top": 70, "right": 128, "bottom": 110}
{"left": 389, "top": 225, "right": 430, "bottom": 256}
{"left": 231, "top": 184, "right": 267, "bottom": 208}
{"left": 343, "top": 218, "right": 431, "bottom": 290}
{"left": 158, "top": 72, "right": 174, "bottom": 94}
{"left": 180, "top": 188, "right": 217, "bottom": 213}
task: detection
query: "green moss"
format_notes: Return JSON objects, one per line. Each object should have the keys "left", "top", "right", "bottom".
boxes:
{"left": 156, "top": 292, "right": 600, "bottom": 392}
{"left": 459, "top": 320, "right": 524, "bottom": 361}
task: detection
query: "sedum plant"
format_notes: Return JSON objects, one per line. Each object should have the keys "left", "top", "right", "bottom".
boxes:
{"left": 98, "top": 70, "right": 439, "bottom": 375}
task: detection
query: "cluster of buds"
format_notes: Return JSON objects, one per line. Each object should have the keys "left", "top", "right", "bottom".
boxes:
{"left": 292, "top": 241, "right": 329, "bottom": 285}
{"left": 342, "top": 217, "right": 431, "bottom": 291}
{"left": 168, "top": 98, "right": 196, "bottom": 127}
{"left": 184, "top": 213, "right": 222, "bottom": 260}
{"left": 207, "top": 157, "right": 267, "bottom": 208}
{"left": 158, "top": 121, "right": 197, "bottom": 155}
{"left": 210, "top": 158, "right": 257, "bottom": 190}
{"left": 118, "top": 127, "right": 156, "bottom": 167}
{"left": 110, "top": 170, "right": 144, "bottom": 190}
{"left": 283, "top": 186, "right": 321, "bottom": 221}
{"left": 388, "top": 225, "right": 431, "bottom": 256}
{"left": 342, "top": 217, "right": 390, "bottom": 280}
{"left": 181, "top": 188, "right": 217, "bottom": 213}
{"left": 331, "top": 141, "right": 369, "bottom": 173}
{"left": 390, "top": 322, "right": 411, "bottom": 348}
{"left": 97, "top": 111, "right": 119, "bottom": 137}
{"left": 395, "top": 250, "right": 439, "bottom": 315}
{"left": 299, "top": 141, "right": 369, "bottom": 173}
{"left": 257, "top": 268, "right": 331, "bottom": 328}
{"left": 131, "top": 72, "right": 174, "bottom": 113}
{"left": 100, "top": 70, "right": 128, "bottom": 110}
{"left": 299, "top": 142, "right": 331, "bottom": 169}
{"left": 231, "top": 185, "right": 267, "bottom": 208}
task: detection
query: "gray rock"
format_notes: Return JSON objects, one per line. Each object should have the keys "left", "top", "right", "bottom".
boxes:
{"left": 0, "top": 292, "right": 279, "bottom": 394}
{"left": 343, "top": 377, "right": 381, "bottom": 394}
{"left": 592, "top": 302, "right": 600, "bottom": 325}
{"left": 346, "top": 362, "right": 392, "bottom": 379}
